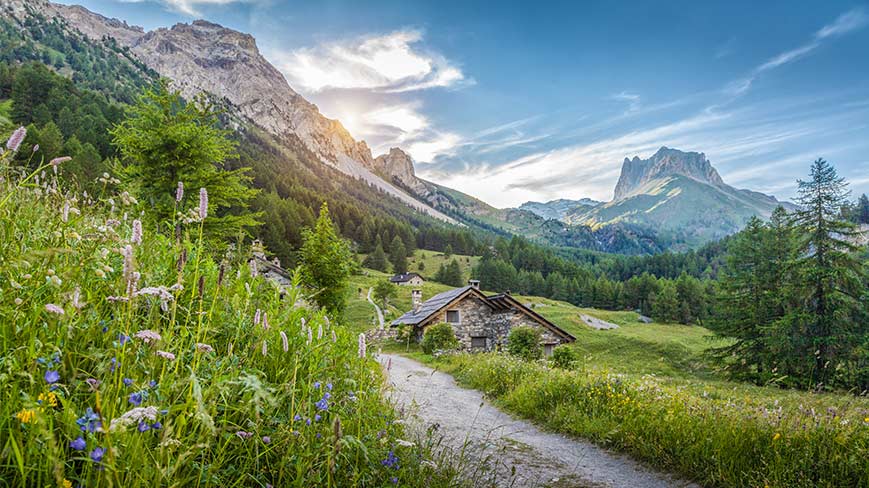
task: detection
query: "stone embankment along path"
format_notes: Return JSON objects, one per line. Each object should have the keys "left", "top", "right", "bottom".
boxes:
{"left": 382, "top": 353, "right": 697, "bottom": 488}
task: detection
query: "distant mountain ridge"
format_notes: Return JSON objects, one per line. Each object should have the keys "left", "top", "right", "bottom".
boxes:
{"left": 614, "top": 146, "right": 724, "bottom": 200}
{"left": 518, "top": 198, "right": 601, "bottom": 221}
{"left": 567, "top": 147, "right": 794, "bottom": 247}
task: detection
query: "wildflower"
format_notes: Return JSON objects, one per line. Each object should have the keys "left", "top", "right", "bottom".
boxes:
{"left": 315, "top": 397, "right": 329, "bottom": 411}
{"left": 332, "top": 330, "right": 337, "bottom": 343}
{"left": 62, "top": 201, "right": 70, "bottom": 222}
{"left": 307, "top": 327, "right": 312, "bottom": 344}
{"left": 176, "top": 181, "right": 184, "bottom": 202}
{"left": 306, "top": 418, "right": 312, "bottom": 426}
{"left": 326, "top": 383, "right": 333, "bottom": 391}
{"left": 85, "top": 378, "right": 100, "bottom": 391}
{"left": 314, "top": 414, "right": 322, "bottom": 422}
{"left": 76, "top": 408, "right": 101, "bottom": 433}
{"left": 6, "top": 126, "right": 26, "bottom": 152}
{"left": 71, "top": 287, "right": 85, "bottom": 309}
{"left": 198, "top": 188, "right": 208, "bottom": 219}
{"left": 15, "top": 409, "right": 36, "bottom": 424}
{"left": 89, "top": 447, "right": 105, "bottom": 463}
{"left": 44, "top": 370, "right": 60, "bottom": 384}
{"left": 110, "top": 357, "right": 118, "bottom": 373}
{"left": 280, "top": 331, "right": 289, "bottom": 352}
{"left": 70, "top": 437, "right": 86, "bottom": 451}
{"left": 294, "top": 414, "right": 301, "bottom": 422}
{"left": 135, "top": 286, "right": 174, "bottom": 312}
{"left": 109, "top": 406, "right": 159, "bottom": 432}
{"left": 50, "top": 156, "right": 71, "bottom": 167}
{"left": 395, "top": 439, "right": 415, "bottom": 447}
{"left": 381, "top": 451, "right": 399, "bottom": 469}
{"left": 45, "top": 304, "right": 65, "bottom": 315}
{"left": 250, "top": 258, "right": 258, "bottom": 277}
{"left": 156, "top": 350, "right": 176, "bottom": 361}
{"left": 118, "top": 333, "right": 130, "bottom": 345}
{"left": 235, "top": 431, "right": 253, "bottom": 440}
{"left": 254, "top": 309, "right": 261, "bottom": 326}
{"left": 773, "top": 433, "right": 781, "bottom": 441}
{"left": 195, "top": 343, "right": 214, "bottom": 353}
{"left": 358, "top": 333, "right": 367, "bottom": 358}
{"left": 134, "top": 329, "right": 161, "bottom": 344}
{"left": 32, "top": 144, "right": 39, "bottom": 152}
{"left": 262, "top": 312, "right": 269, "bottom": 330}
{"left": 123, "top": 378, "right": 134, "bottom": 387}
{"left": 122, "top": 245, "right": 134, "bottom": 278}
{"left": 38, "top": 392, "right": 58, "bottom": 408}
{"left": 129, "top": 391, "right": 146, "bottom": 406}
{"left": 152, "top": 421, "right": 162, "bottom": 430}
{"left": 131, "top": 219, "right": 143, "bottom": 245}
{"left": 62, "top": 481, "right": 72, "bottom": 488}
{"left": 391, "top": 477, "right": 398, "bottom": 484}
{"left": 262, "top": 436, "right": 271, "bottom": 444}
{"left": 314, "top": 381, "right": 321, "bottom": 389}
{"left": 261, "top": 340, "right": 268, "bottom": 356}
{"left": 137, "top": 421, "right": 151, "bottom": 432}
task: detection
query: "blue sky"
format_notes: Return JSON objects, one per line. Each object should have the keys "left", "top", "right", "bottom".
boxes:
{"left": 64, "top": 0, "right": 869, "bottom": 207}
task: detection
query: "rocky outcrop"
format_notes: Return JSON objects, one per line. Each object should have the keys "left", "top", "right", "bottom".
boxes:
{"left": 373, "top": 148, "right": 417, "bottom": 188}
{"left": 11, "top": 0, "right": 456, "bottom": 223}
{"left": 613, "top": 147, "right": 724, "bottom": 200}
{"left": 518, "top": 198, "right": 601, "bottom": 221}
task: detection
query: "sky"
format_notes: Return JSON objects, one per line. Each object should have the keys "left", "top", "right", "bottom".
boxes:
{"left": 63, "top": 0, "right": 869, "bottom": 207}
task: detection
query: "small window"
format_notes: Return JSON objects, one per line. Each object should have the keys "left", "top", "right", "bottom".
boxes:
{"left": 471, "top": 337, "right": 487, "bottom": 349}
{"left": 543, "top": 344, "right": 555, "bottom": 357}
{"left": 446, "top": 310, "right": 460, "bottom": 324}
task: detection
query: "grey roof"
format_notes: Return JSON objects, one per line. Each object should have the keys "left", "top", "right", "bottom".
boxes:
{"left": 390, "top": 272, "right": 423, "bottom": 283}
{"left": 391, "top": 286, "right": 475, "bottom": 326}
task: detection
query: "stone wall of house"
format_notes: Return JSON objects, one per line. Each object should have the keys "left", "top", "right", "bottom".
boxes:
{"left": 418, "top": 295, "right": 564, "bottom": 352}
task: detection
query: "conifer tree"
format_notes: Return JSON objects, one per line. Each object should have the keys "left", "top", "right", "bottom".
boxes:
{"left": 299, "top": 203, "right": 354, "bottom": 315}
{"left": 435, "top": 259, "right": 464, "bottom": 287}
{"left": 388, "top": 235, "right": 408, "bottom": 274}
{"left": 362, "top": 238, "right": 389, "bottom": 272}
{"left": 650, "top": 280, "right": 680, "bottom": 322}
{"left": 779, "top": 159, "right": 865, "bottom": 386}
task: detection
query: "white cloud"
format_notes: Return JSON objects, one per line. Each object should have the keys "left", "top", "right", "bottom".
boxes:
{"left": 610, "top": 91, "right": 641, "bottom": 112}
{"left": 725, "top": 7, "right": 868, "bottom": 97}
{"left": 119, "top": 0, "right": 258, "bottom": 16}
{"left": 273, "top": 29, "right": 468, "bottom": 93}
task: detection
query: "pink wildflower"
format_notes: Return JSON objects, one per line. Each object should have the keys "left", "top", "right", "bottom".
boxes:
{"left": 254, "top": 309, "right": 261, "bottom": 326}
{"left": 358, "top": 333, "right": 367, "bottom": 358}
{"left": 134, "top": 329, "right": 162, "bottom": 344}
{"left": 262, "top": 312, "right": 269, "bottom": 330}
{"left": 131, "top": 220, "right": 143, "bottom": 245}
{"left": 45, "top": 303, "right": 65, "bottom": 315}
{"left": 6, "top": 127, "right": 26, "bottom": 152}
{"left": 280, "top": 330, "right": 289, "bottom": 352}
{"left": 175, "top": 181, "right": 184, "bottom": 202}
{"left": 261, "top": 340, "right": 268, "bottom": 356}
{"left": 156, "top": 350, "right": 175, "bottom": 361}
{"left": 195, "top": 343, "right": 214, "bottom": 353}
{"left": 198, "top": 188, "right": 208, "bottom": 219}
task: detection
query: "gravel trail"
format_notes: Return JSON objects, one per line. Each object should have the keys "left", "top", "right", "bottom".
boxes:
{"left": 381, "top": 353, "right": 697, "bottom": 488}
{"left": 367, "top": 287, "right": 385, "bottom": 329}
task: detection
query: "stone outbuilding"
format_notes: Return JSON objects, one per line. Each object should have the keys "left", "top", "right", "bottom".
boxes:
{"left": 390, "top": 272, "right": 425, "bottom": 286}
{"left": 391, "top": 280, "right": 575, "bottom": 355}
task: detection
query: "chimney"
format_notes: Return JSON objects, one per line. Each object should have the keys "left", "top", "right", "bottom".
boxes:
{"left": 411, "top": 289, "right": 422, "bottom": 313}
{"left": 468, "top": 279, "right": 480, "bottom": 290}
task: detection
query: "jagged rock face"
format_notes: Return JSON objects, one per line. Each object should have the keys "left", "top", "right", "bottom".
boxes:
{"left": 14, "top": 1, "right": 456, "bottom": 223}
{"left": 373, "top": 148, "right": 417, "bottom": 187}
{"left": 518, "top": 198, "right": 601, "bottom": 221}
{"left": 613, "top": 146, "right": 724, "bottom": 200}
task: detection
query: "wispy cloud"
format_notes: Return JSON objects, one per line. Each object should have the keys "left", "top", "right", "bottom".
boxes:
{"left": 610, "top": 91, "right": 642, "bottom": 113}
{"left": 726, "top": 7, "right": 868, "bottom": 96}
{"left": 271, "top": 29, "right": 469, "bottom": 93}
{"left": 119, "top": 0, "right": 262, "bottom": 16}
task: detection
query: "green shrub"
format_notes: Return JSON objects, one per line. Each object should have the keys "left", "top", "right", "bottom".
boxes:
{"left": 550, "top": 344, "right": 578, "bottom": 369}
{"left": 421, "top": 323, "right": 459, "bottom": 354}
{"left": 506, "top": 326, "right": 542, "bottom": 361}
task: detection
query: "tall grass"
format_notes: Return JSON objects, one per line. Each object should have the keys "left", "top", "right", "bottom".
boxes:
{"left": 437, "top": 353, "right": 869, "bottom": 487}
{"left": 0, "top": 144, "right": 463, "bottom": 487}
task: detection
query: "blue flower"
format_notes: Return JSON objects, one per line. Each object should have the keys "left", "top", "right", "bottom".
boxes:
{"left": 149, "top": 380, "right": 157, "bottom": 388}
{"left": 44, "top": 370, "right": 60, "bottom": 384}
{"left": 381, "top": 451, "right": 399, "bottom": 469}
{"left": 313, "top": 381, "right": 321, "bottom": 389}
{"left": 89, "top": 447, "right": 105, "bottom": 462}
{"left": 314, "top": 414, "right": 322, "bottom": 422}
{"left": 305, "top": 418, "right": 311, "bottom": 426}
{"left": 76, "top": 408, "right": 101, "bottom": 433}
{"left": 118, "top": 333, "right": 130, "bottom": 345}
{"left": 326, "top": 382, "right": 333, "bottom": 391}
{"left": 70, "top": 437, "right": 86, "bottom": 451}
{"left": 151, "top": 421, "right": 162, "bottom": 430}
{"left": 316, "top": 433, "right": 322, "bottom": 439}
{"left": 128, "top": 391, "right": 146, "bottom": 406}
{"left": 391, "top": 477, "right": 399, "bottom": 484}
{"left": 137, "top": 421, "right": 150, "bottom": 432}
{"left": 315, "top": 397, "right": 329, "bottom": 411}
{"left": 293, "top": 414, "right": 301, "bottom": 422}
{"left": 323, "top": 392, "right": 331, "bottom": 400}
{"left": 123, "top": 378, "right": 133, "bottom": 387}
{"left": 110, "top": 357, "right": 118, "bottom": 372}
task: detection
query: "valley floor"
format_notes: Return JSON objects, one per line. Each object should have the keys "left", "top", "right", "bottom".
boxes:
{"left": 382, "top": 353, "right": 696, "bottom": 488}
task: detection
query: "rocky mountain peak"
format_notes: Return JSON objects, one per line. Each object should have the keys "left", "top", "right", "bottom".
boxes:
{"left": 373, "top": 148, "right": 417, "bottom": 185}
{"left": 613, "top": 146, "right": 724, "bottom": 200}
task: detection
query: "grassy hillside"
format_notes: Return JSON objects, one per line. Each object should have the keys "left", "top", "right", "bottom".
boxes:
{"left": 408, "top": 249, "right": 479, "bottom": 278}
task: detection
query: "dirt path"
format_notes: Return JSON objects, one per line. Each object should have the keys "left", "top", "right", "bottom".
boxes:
{"left": 381, "top": 353, "right": 696, "bottom": 488}
{"left": 367, "top": 287, "right": 385, "bottom": 329}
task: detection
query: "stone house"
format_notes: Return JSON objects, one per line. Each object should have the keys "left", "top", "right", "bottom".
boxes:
{"left": 390, "top": 272, "right": 425, "bottom": 286}
{"left": 391, "top": 280, "right": 575, "bottom": 354}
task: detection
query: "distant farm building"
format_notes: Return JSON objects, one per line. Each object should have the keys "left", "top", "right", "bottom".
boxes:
{"left": 390, "top": 272, "right": 425, "bottom": 286}
{"left": 392, "top": 280, "right": 575, "bottom": 355}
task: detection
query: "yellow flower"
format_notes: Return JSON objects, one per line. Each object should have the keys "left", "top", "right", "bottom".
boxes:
{"left": 864, "top": 417, "right": 869, "bottom": 423}
{"left": 61, "top": 480, "right": 73, "bottom": 488}
{"left": 15, "top": 409, "right": 36, "bottom": 424}
{"left": 772, "top": 433, "right": 781, "bottom": 441}
{"left": 38, "top": 391, "right": 58, "bottom": 408}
